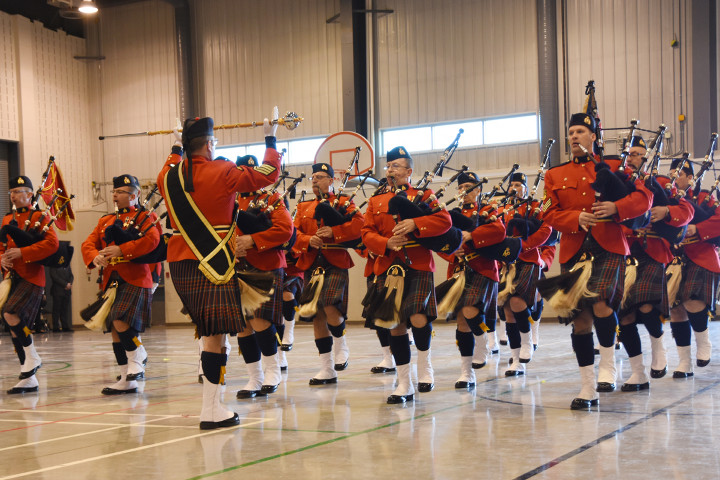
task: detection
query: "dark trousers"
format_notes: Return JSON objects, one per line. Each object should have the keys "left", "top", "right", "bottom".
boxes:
{"left": 52, "top": 294, "right": 71, "bottom": 330}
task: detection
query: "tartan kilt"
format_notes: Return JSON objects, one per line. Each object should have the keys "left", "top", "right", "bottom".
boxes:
{"left": 677, "top": 258, "right": 720, "bottom": 313}
{"left": 620, "top": 246, "right": 668, "bottom": 317}
{"left": 561, "top": 236, "right": 625, "bottom": 314}
{"left": 457, "top": 268, "right": 498, "bottom": 315}
{"left": 503, "top": 261, "right": 540, "bottom": 308}
{"left": 105, "top": 280, "right": 153, "bottom": 332}
{"left": 374, "top": 268, "right": 437, "bottom": 326}
{"left": 169, "top": 260, "right": 245, "bottom": 336}
{"left": 2, "top": 276, "right": 43, "bottom": 329}
{"left": 364, "top": 274, "right": 378, "bottom": 329}
{"left": 247, "top": 267, "right": 283, "bottom": 326}
{"left": 300, "top": 265, "right": 349, "bottom": 318}
{"left": 283, "top": 274, "right": 303, "bottom": 299}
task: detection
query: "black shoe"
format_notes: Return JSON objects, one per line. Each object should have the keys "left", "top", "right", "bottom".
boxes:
{"left": 236, "top": 389, "right": 259, "bottom": 398}
{"left": 471, "top": 362, "right": 486, "bottom": 369}
{"left": 200, "top": 412, "right": 240, "bottom": 430}
{"left": 418, "top": 382, "right": 434, "bottom": 392}
{"left": 697, "top": 358, "right": 710, "bottom": 367}
{"left": 519, "top": 357, "right": 531, "bottom": 364}
{"left": 101, "top": 386, "right": 138, "bottom": 395}
{"left": 260, "top": 384, "right": 278, "bottom": 395}
{"left": 570, "top": 397, "right": 599, "bottom": 410}
{"left": 596, "top": 382, "right": 616, "bottom": 392}
{"left": 371, "top": 366, "right": 396, "bottom": 374}
{"left": 499, "top": 340, "right": 508, "bottom": 346}
{"left": 673, "top": 371, "right": 694, "bottom": 378}
{"left": 19, "top": 366, "right": 41, "bottom": 380}
{"left": 454, "top": 381, "right": 476, "bottom": 389}
{"left": 650, "top": 366, "right": 667, "bottom": 378}
{"left": 620, "top": 382, "right": 650, "bottom": 392}
{"left": 7, "top": 386, "right": 39, "bottom": 394}
{"left": 280, "top": 344, "right": 293, "bottom": 351}
{"left": 309, "top": 377, "right": 338, "bottom": 386}
{"left": 505, "top": 369, "right": 525, "bottom": 377}
{"left": 387, "top": 393, "right": 414, "bottom": 404}
{"left": 334, "top": 360, "right": 349, "bottom": 371}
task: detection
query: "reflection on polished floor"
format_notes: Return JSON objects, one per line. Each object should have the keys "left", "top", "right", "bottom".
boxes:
{"left": 1, "top": 321, "right": 719, "bottom": 479}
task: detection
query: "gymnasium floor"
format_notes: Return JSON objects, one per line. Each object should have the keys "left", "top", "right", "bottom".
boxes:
{"left": 0, "top": 321, "right": 718, "bottom": 479}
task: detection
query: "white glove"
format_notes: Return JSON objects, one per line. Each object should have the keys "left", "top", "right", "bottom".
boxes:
{"left": 263, "top": 106, "right": 279, "bottom": 137}
{"left": 172, "top": 118, "right": 183, "bottom": 147}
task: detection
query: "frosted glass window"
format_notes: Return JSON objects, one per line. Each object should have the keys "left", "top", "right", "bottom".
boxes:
{"left": 483, "top": 115, "right": 538, "bottom": 145}
{"left": 432, "top": 122, "right": 483, "bottom": 149}
{"left": 382, "top": 127, "right": 432, "bottom": 154}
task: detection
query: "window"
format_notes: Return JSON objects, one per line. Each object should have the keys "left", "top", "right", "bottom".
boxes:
{"left": 216, "top": 137, "right": 325, "bottom": 165}
{"left": 380, "top": 113, "right": 538, "bottom": 155}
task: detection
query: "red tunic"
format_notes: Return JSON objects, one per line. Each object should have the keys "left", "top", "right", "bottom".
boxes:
{"left": 158, "top": 147, "right": 282, "bottom": 263}
{"left": 293, "top": 193, "right": 364, "bottom": 271}
{"left": 236, "top": 192, "right": 293, "bottom": 270}
{"left": 0, "top": 208, "right": 59, "bottom": 287}
{"left": 543, "top": 157, "right": 653, "bottom": 264}
{"left": 361, "top": 185, "right": 452, "bottom": 275}
{"left": 81, "top": 206, "right": 160, "bottom": 289}
{"left": 683, "top": 190, "right": 720, "bottom": 273}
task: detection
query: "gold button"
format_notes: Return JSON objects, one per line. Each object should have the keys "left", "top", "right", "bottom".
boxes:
{"left": 582, "top": 177, "right": 586, "bottom": 180}
{"left": 564, "top": 177, "right": 568, "bottom": 181}
{"left": 582, "top": 192, "right": 586, "bottom": 196}
{"left": 582, "top": 208, "right": 586, "bottom": 212}
{"left": 563, "top": 186, "right": 566, "bottom": 189}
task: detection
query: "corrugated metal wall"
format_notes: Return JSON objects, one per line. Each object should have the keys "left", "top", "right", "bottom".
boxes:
{"left": 98, "top": 0, "right": 179, "bottom": 193}
{"left": 31, "top": 22, "right": 94, "bottom": 207}
{"left": 374, "top": 0, "right": 541, "bottom": 176}
{"left": 563, "top": 0, "right": 693, "bottom": 158}
{"left": 192, "top": 0, "right": 343, "bottom": 146}
{"left": 0, "top": 13, "right": 19, "bottom": 141}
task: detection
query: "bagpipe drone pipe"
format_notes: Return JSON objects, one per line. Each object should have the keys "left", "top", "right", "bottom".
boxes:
{"left": 680, "top": 133, "right": 720, "bottom": 245}
{"left": 102, "top": 186, "right": 170, "bottom": 264}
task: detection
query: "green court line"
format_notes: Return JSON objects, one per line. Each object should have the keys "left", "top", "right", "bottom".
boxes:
{"left": 185, "top": 374, "right": 557, "bottom": 480}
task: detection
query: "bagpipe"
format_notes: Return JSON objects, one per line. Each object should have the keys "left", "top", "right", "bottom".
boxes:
{"left": 312, "top": 148, "right": 376, "bottom": 250}
{"left": 102, "top": 186, "right": 170, "bottom": 264}
{"left": 386, "top": 130, "right": 466, "bottom": 257}
{"left": 502, "top": 138, "right": 559, "bottom": 247}
{"left": 235, "top": 169, "right": 304, "bottom": 235}
{"left": 0, "top": 189, "right": 76, "bottom": 268}
{"left": 674, "top": 133, "right": 720, "bottom": 244}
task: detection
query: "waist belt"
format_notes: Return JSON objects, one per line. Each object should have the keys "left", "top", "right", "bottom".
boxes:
{"left": 320, "top": 244, "right": 350, "bottom": 250}
{"left": 465, "top": 252, "right": 479, "bottom": 261}
{"left": 108, "top": 257, "right": 130, "bottom": 266}
{"left": 595, "top": 217, "right": 613, "bottom": 223}
{"left": 680, "top": 235, "right": 700, "bottom": 246}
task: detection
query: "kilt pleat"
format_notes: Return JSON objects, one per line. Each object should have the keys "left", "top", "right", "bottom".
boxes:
{"left": 621, "top": 246, "right": 668, "bottom": 317}
{"left": 247, "top": 267, "right": 283, "bottom": 326}
{"left": 2, "top": 277, "right": 43, "bottom": 329}
{"left": 374, "top": 268, "right": 437, "bottom": 326}
{"left": 678, "top": 258, "right": 720, "bottom": 312}
{"left": 169, "top": 260, "right": 245, "bottom": 336}
{"left": 502, "top": 261, "right": 540, "bottom": 308}
{"left": 458, "top": 269, "right": 498, "bottom": 315}
{"left": 106, "top": 281, "right": 153, "bottom": 332}
{"left": 301, "top": 266, "right": 349, "bottom": 317}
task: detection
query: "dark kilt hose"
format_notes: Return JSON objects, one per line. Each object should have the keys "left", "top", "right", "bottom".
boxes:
{"left": 169, "top": 260, "right": 245, "bottom": 337}
{"left": 560, "top": 236, "right": 625, "bottom": 320}
{"left": 247, "top": 267, "right": 284, "bottom": 326}
{"left": 2, "top": 277, "right": 44, "bottom": 329}
{"left": 502, "top": 260, "right": 541, "bottom": 308}
{"left": 105, "top": 279, "right": 153, "bottom": 333}
{"left": 374, "top": 268, "right": 438, "bottom": 325}
{"left": 457, "top": 268, "right": 497, "bottom": 315}
{"left": 299, "top": 265, "right": 349, "bottom": 320}
{"left": 620, "top": 245, "right": 668, "bottom": 318}
{"left": 677, "top": 257, "right": 720, "bottom": 313}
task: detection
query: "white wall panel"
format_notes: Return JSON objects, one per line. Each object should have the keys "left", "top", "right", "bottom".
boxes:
{"left": 31, "top": 22, "right": 94, "bottom": 209}
{"left": 192, "top": 0, "right": 342, "bottom": 148}
{"left": 0, "top": 12, "right": 19, "bottom": 141}
{"left": 563, "top": 0, "right": 692, "bottom": 158}
{"left": 98, "top": 0, "right": 179, "bottom": 196}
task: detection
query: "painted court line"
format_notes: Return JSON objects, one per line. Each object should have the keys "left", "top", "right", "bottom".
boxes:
{"left": 0, "top": 418, "right": 271, "bottom": 479}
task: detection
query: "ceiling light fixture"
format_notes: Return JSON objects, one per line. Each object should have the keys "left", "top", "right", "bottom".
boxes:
{"left": 78, "top": 0, "right": 98, "bottom": 14}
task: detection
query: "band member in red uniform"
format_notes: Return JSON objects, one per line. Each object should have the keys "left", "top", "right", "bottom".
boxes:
{"left": 542, "top": 113, "right": 652, "bottom": 409}
{"left": 294, "top": 163, "right": 363, "bottom": 384}
{"left": 2, "top": 176, "right": 59, "bottom": 394}
{"left": 362, "top": 146, "right": 452, "bottom": 403}
{"left": 498, "top": 172, "right": 553, "bottom": 374}
{"left": 82, "top": 174, "right": 160, "bottom": 395}
{"left": 233, "top": 155, "right": 293, "bottom": 398}
{"left": 440, "top": 171, "right": 505, "bottom": 386}
{"left": 667, "top": 159, "right": 720, "bottom": 377}
{"left": 617, "top": 137, "right": 694, "bottom": 389}
{"left": 158, "top": 112, "right": 281, "bottom": 429}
